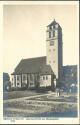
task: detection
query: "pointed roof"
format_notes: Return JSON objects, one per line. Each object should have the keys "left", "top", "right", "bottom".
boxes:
{"left": 47, "top": 19, "right": 57, "bottom": 27}
{"left": 47, "top": 19, "right": 62, "bottom": 29}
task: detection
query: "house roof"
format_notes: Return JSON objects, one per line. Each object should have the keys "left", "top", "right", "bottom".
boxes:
{"left": 12, "top": 56, "right": 54, "bottom": 75}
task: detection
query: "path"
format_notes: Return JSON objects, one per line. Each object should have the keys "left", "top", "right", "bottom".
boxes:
{"left": 4, "top": 92, "right": 55, "bottom": 103}
{"left": 4, "top": 92, "right": 77, "bottom": 104}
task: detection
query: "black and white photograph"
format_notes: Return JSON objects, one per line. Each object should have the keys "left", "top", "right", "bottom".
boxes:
{"left": 0, "top": 1, "right": 79, "bottom": 124}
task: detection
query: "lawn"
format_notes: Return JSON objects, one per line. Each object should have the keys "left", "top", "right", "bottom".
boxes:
{"left": 3, "top": 90, "right": 41, "bottom": 100}
{"left": 3, "top": 90, "right": 78, "bottom": 117}
{"left": 3, "top": 98, "right": 77, "bottom": 117}
{"left": 28, "top": 94, "right": 77, "bottom": 103}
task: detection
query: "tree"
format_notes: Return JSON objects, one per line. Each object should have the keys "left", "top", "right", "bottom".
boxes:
{"left": 3, "top": 73, "right": 11, "bottom": 92}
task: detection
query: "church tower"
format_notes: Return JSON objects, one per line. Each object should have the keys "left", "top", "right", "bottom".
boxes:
{"left": 46, "top": 19, "right": 63, "bottom": 87}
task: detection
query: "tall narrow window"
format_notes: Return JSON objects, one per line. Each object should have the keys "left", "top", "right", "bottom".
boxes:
{"left": 49, "top": 32, "right": 51, "bottom": 38}
{"left": 17, "top": 83, "right": 19, "bottom": 85}
{"left": 23, "top": 75, "right": 26, "bottom": 81}
{"left": 53, "top": 31, "right": 55, "bottom": 37}
{"left": 17, "top": 76, "right": 19, "bottom": 81}
{"left": 52, "top": 26, "right": 53, "bottom": 29}
{"left": 43, "top": 76, "right": 45, "bottom": 80}
{"left": 51, "top": 31, "right": 53, "bottom": 37}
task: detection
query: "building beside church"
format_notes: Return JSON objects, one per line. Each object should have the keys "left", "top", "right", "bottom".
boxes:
{"left": 63, "top": 65, "right": 77, "bottom": 85}
{"left": 11, "top": 19, "right": 63, "bottom": 90}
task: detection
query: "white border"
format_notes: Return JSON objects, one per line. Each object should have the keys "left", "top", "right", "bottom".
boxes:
{"left": 0, "top": 1, "right": 79, "bottom": 5}
{"left": 0, "top": 1, "right": 79, "bottom": 124}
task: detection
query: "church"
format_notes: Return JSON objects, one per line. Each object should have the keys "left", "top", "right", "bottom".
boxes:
{"left": 11, "top": 19, "right": 63, "bottom": 90}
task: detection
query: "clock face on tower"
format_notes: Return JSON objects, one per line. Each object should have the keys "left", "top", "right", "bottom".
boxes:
{"left": 50, "top": 40, "right": 54, "bottom": 46}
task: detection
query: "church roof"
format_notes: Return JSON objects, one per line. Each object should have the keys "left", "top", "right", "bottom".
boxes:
{"left": 12, "top": 56, "right": 54, "bottom": 75}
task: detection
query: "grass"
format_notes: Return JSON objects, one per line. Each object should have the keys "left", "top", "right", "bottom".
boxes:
{"left": 3, "top": 90, "right": 78, "bottom": 117}
{"left": 3, "top": 98, "right": 77, "bottom": 117}
{"left": 28, "top": 95, "right": 77, "bottom": 103}
{"left": 3, "top": 90, "right": 41, "bottom": 100}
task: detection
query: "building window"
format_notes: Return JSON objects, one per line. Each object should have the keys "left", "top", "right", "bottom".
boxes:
{"left": 53, "top": 31, "right": 55, "bottom": 37}
{"left": 49, "top": 32, "right": 51, "bottom": 38}
{"left": 17, "top": 83, "right": 19, "bottom": 85}
{"left": 49, "top": 26, "right": 52, "bottom": 30}
{"left": 17, "top": 76, "right": 19, "bottom": 81}
{"left": 55, "top": 24, "right": 58, "bottom": 28}
{"left": 50, "top": 41, "right": 54, "bottom": 46}
{"left": 46, "top": 76, "right": 48, "bottom": 80}
{"left": 23, "top": 75, "right": 26, "bottom": 81}
{"left": 53, "top": 25, "right": 55, "bottom": 29}
{"left": 43, "top": 76, "right": 45, "bottom": 80}
{"left": 52, "top": 26, "right": 53, "bottom": 29}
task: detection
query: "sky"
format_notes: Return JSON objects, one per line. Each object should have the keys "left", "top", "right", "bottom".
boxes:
{"left": 3, "top": 4, "right": 78, "bottom": 75}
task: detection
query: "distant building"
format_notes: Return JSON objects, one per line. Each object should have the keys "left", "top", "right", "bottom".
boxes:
{"left": 11, "top": 19, "right": 63, "bottom": 90}
{"left": 62, "top": 65, "right": 77, "bottom": 92}
{"left": 63, "top": 65, "right": 77, "bottom": 85}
